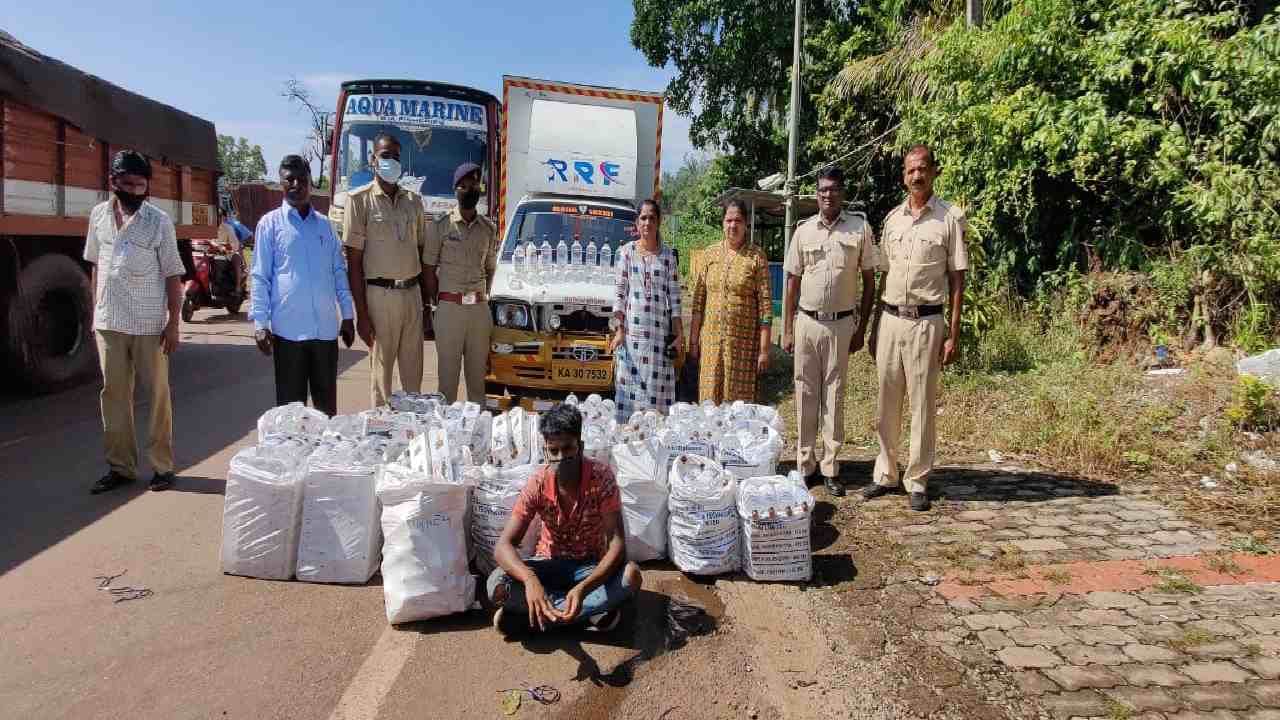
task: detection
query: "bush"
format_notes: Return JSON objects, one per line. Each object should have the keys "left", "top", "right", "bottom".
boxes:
{"left": 1225, "top": 375, "right": 1280, "bottom": 431}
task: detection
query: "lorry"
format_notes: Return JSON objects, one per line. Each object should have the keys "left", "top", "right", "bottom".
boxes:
{"left": 0, "top": 32, "right": 220, "bottom": 391}
{"left": 485, "top": 76, "right": 665, "bottom": 412}
{"left": 326, "top": 79, "right": 500, "bottom": 229}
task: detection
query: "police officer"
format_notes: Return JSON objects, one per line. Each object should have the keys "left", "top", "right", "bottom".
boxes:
{"left": 863, "top": 144, "right": 968, "bottom": 512}
{"left": 343, "top": 133, "right": 429, "bottom": 407}
{"left": 782, "top": 166, "right": 877, "bottom": 497}
{"left": 423, "top": 162, "right": 496, "bottom": 405}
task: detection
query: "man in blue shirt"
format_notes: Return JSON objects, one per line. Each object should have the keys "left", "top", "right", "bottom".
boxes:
{"left": 249, "top": 155, "right": 356, "bottom": 416}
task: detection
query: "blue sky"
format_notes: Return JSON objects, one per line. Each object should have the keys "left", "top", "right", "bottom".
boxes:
{"left": 1, "top": 0, "right": 699, "bottom": 180}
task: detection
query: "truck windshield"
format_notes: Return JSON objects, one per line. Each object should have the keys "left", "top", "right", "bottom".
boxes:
{"left": 500, "top": 206, "right": 638, "bottom": 262}
{"left": 337, "top": 100, "right": 488, "bottom": 215}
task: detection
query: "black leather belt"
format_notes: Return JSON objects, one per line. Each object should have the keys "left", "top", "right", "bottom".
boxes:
{"left": 367, "top": 275, "right": 420, "bottom": 290}
{"left": 800, "top": 308, "right": 854, "bottom": 322}
{"left": 883, "top": 304, "right": 943, "bottom": 319}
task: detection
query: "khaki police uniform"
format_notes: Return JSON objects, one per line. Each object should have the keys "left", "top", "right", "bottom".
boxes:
{"left": 424, "top": 208, "right": 497, "bottom": 404}
{"left": 873, "top": 195, "right": 969, "bottom": 494}
{"left": 784, "top": 211, "right": 876, "bottom": 478}
{"left": 342, "top": 181, "right": 428, "bottom": 407}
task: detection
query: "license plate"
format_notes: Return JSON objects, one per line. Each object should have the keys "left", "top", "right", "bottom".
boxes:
{"left": 552, "top": 363, "right": 610, "bottom": 383}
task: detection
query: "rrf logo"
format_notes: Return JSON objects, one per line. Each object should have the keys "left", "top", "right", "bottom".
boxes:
{"left": 543, "top": 159, "right": 624, "bottom": 186}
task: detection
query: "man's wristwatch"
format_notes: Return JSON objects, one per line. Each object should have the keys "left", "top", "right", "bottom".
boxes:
{"left": 254, "top": 329, "right": 269, "bottom": 342}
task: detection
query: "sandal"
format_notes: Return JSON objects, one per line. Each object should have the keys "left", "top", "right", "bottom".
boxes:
{"left": 90, "top": 471, "right": 135, "bottom": 495}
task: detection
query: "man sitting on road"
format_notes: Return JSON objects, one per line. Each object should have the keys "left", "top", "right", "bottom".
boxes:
{"left": 488, "top": 403, "right": 642, "bottom": 636}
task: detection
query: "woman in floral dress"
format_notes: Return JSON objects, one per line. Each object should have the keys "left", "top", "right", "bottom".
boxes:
{"left": 689, "top": 199, "right": 772, "bottom": 404}
{"left": 610, "top": 199, "right": 683, "bottom": 423}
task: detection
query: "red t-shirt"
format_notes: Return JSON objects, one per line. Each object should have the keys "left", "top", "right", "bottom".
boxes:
{"left": 511, "top": 458, "right": 622, "bottom": 561}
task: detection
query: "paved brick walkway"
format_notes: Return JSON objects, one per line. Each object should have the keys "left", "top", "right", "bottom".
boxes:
{"left": 854, "top": 467, "right": 1280, "bottom": 719}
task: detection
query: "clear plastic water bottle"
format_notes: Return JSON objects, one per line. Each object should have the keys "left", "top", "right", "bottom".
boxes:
{"left": 570, "top": 236, "right": 584, "bottom": 281}
{"left": 556, "top": 236, "right": 569, "bottom": 271}
{"left": 524, "top": 239, "right": 538, "bottom": 283}
{"left": 511, "top": 240, "right": 525, "bottom": 281}
{"left": 600, "top": 243, "right": 614, "bottom": 284}
{"left": 539, "top": 235, "right": 553, "bottom": 282}
{"left": 585, "top": 237, "right": 599, "bottom": 283}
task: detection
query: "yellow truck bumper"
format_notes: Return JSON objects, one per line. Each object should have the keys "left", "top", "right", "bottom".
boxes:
{"left": 486, "top": 327, "right": 614, "bottom": 411}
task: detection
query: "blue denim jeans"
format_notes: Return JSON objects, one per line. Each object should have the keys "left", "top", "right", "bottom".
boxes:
{"left": 486, "top": 558, "right": 635, "bottom": 626}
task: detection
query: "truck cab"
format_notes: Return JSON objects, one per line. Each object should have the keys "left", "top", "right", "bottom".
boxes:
{"left": 485, "top": 76, "right": 665, "bottom": 412}
{"left": 486, "top": 196, "right": 637, "bottom": 410}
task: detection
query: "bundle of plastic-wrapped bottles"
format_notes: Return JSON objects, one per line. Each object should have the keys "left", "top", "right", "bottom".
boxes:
{"left": 509, "top": 233, "right": 616, "bottom": 288}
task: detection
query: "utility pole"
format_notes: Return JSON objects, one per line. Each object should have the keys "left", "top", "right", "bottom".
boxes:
{"left": 783, "top": 0, "right": 805, "bottom": 254}
{"left": 967, "top": 0, "right": 984, "bottom": 27}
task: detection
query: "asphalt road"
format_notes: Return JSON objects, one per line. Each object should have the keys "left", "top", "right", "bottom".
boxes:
{"left": 0, "top": 310, "right": 664, "bottom": 720}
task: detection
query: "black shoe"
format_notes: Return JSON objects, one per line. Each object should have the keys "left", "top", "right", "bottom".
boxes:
{"left": 910, "top": 492, "right": 932, "bottom": 512}
{"left": 91, "top": 470, "right": 135, "bottom": 495}
{"left": 149, "top": 472, "right": 175, "bottom": 491}
{"left": 823, "top": 476, "right": 845, "bottom": 497}
{"left": 587, "top": 608, "right": 622, "bottom": 633}
{"left": 493, "top": 607, "right": 528, "bottom": 637}
{"left": 803, "top": 469, "right": 821, "bottom": 488}
{"left": 862, "top": 483, "right": 895, "bottom": 500}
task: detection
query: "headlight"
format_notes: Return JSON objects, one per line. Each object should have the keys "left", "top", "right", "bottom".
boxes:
{"left": 548, "top": 313, "right": 562, "bottom": 331}
{"left": 494, "top": 303, "right": 530, "bottom": 329}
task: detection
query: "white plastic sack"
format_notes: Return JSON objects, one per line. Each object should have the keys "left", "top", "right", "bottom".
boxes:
{"left": 1239, "top": 349, "right": 1280, "bottom": 387}
{"left": 737, "top": 472, "right": 815, "bottom": 582}
{"left": 324, "top": 414, "right": 365, "bottom": 440}
{"left": 727, "top": 401, "right": 785, "bottom": 432}
{"left": 389, "top": 391, "right": 446, "bottom": 415}
{"left": 257, "top": 402, "right": 328, "bottom": 442}
{"left": 660, "top": 426, "right": 718, "bottom": 471}
{"left": 376, "top": 460, "right": 476, "bottom": 624}
{"left": 611, "top": 435, "right": 670, "bottom": 562}
{"left": 718, "top": 420, "right": 783, "bottom": 480}
{"left": 296, "top": 439, "right": 385, "bottom": 584}
{"left": 469, "top": 463, "right": 542, "bottom": 576}
{"left": 220, "top": 440, "right": 312, "bottom": 580}
{"left": 583, "top": 422, "right": 614, "bottom": 465}
{"left": 667, "top": 454, "right": 739, "bottom": 575}
{"left": 360, "top": 409, "right": 423, "bottom": 443}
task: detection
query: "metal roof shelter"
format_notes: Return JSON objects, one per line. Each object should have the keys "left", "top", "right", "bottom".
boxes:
{"left": 713, "top": 188, "right": 818, "bottom": 241}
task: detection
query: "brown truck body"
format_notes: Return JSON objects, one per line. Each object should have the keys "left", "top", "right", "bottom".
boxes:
{"left": 0, "top": 32, "right": 220, "bottom": 391}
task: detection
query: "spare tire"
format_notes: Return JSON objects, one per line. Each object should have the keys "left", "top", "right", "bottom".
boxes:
{"left": 4, "top": 253, "right": 97, "bottom": 392}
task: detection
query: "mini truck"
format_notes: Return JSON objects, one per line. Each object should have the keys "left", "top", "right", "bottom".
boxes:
{"left": 486, "top": 76, "right": 664, "bottom": 412}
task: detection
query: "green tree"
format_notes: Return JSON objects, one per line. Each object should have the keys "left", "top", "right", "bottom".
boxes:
{"left": 863, "top": 0, "right": 1280, "bottom": 346}
{"left": 217, "top": 135, "right": 268, "bottom": 185}
{"left": 632, "top": 0, "right": 884, "bottom": 189}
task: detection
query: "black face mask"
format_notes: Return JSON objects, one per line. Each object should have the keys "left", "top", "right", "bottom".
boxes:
{"left": 457, "top": 188, "right": 481, "bottom": 210}
{"left": 114, "top": 189, "right": 146, "bottom": 213}
{"left": 557, "top": 454, "right": 582, "bottom": 484}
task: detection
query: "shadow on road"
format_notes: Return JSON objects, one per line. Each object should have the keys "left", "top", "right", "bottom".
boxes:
{"left": 0, "top": 338, "right": 364, "bottom": 576}
{"left": 170, "top": 476, "right": 228, "bottom": 495}
{"left": 926, "top": 466, "right": 1120, "bottom": 503}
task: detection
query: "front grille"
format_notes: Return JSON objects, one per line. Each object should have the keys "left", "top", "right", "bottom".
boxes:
{"left": 555, "top": 309, "right": 610, "bottom": 333}
{"left": 514, "top": 365, "right": 548, "bottom": 380}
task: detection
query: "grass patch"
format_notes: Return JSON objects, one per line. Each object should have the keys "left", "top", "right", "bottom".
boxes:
{"left": 937, "top": 536, "right": 981, "bottom": 563}
{"left": 1204, "top": 552, "right": 1244, "bottom": 575}
{"left": 1227, "top": 535, "right": 1273, "bottom": 555}
{"left": 1105, "top": 699, "right": 1134, "bottom": 720}
{"left": 1040, "top": 568, "right": 1073, "bottom": 585}
{"left": 1144, "top": 567, "right": 1203, "bottom": 594}
{"left": 991, "top": 545, "right": 1029, "bottom": 576}
{"left": 1168, "top": 627, "right": 1215, "bottom": 651}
